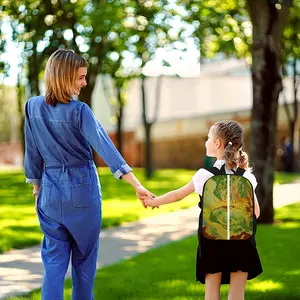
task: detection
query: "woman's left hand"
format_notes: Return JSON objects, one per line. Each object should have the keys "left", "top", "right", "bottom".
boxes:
{"left": 33, "top": 185, "right": 40, "bottom": 212}
{"left": 35, "top": 195, "right": 38, "bottom": 212}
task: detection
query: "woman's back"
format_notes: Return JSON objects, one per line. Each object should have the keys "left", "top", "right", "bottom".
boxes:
{"left": 25, "top": 96, "right": 92, "bottom": 166}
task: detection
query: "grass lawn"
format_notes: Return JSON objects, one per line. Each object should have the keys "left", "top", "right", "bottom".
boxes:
{"left": 0, "top": 167, "right": 300, "bottom": 254}
{"left": 7, "top": 203, "right": 300, "bottom": 300}
{"left": 273, "top": 172, "right": 300, "bottom": 185}
{"left": 0, "top": 168, "right": 197, "bottom": 253}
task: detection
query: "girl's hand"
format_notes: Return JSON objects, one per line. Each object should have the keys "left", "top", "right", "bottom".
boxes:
{"left": 144, "top": 196, "right": 159, "bottom": 207}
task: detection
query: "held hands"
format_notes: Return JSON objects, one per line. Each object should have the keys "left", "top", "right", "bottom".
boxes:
{"left": 135, "top": 185, "right": 158, "bottom": 209}
{"left": 144, "top": 194, "right": 161, "bottom": 207}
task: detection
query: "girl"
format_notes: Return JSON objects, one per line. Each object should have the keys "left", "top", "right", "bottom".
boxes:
{"left": 24, "top": 49, "right": 153, "bottom": 300}
{"left": 145, "top": 120, "right": 263, "bottom": 300}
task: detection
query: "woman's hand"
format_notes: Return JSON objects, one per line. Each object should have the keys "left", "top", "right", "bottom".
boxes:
{"left": 35, "top": 195, "right": 38, "bottom": 212}
{"left": 120, "top": 172, "right": 158, "bottom": 209}
{"left": 33, "top": 185, "right": 39, "bottom": 212}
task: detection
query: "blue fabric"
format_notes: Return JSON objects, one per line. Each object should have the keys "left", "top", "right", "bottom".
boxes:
{"left": 24, "top": 95, "right": 132, "bottom": 184}
{"left": 24, "top": 95, "right": 132, "bottom": 299}
{"left": 37, "top": 161, "right": 101, "bottom": 300}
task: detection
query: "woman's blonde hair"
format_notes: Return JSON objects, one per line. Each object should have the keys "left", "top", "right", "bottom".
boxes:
{"left": 211, "top": 120, "right": 250, "bottom": 170}
{"left": 45, "top": 49, "right": 88, "bottom": 106}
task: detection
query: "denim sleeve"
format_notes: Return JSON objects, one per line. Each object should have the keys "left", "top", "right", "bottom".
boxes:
{"left": 79, "top": 103, "right": 132, "bottom": 179}
{"left": 24, "top": 101, "right": 43, "bottom": 185}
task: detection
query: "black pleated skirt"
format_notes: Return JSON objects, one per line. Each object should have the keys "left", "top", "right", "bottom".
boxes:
{"left": 196, "top": 234, "right": 263, "bottom": 284}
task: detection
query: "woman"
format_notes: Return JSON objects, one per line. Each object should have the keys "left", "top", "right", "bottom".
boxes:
{"left": 24, "top": 49, "right": 153, "bottom": 300}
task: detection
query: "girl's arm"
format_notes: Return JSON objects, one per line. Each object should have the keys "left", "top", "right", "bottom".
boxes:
{"left": 145, "top": 181, "right": 195, "bottom": 207}
{"left": 254, "top": 193, "right": 260, "bottom": 218}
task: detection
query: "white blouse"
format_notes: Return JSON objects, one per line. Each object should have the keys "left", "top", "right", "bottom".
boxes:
{"left": 192, "top": 159, "right": 258, "bottom": 196}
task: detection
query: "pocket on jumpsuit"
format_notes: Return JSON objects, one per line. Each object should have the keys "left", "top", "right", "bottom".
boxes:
{"left": 71, "top": 182, "right": 93, "bottom": 208}
{"left": 39, "top": 184, "right": 52, "bottom": 207}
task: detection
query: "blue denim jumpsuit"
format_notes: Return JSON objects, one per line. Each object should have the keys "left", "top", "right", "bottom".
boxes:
{"left": 24, "top": 96, "right": 132, "bottom": 300}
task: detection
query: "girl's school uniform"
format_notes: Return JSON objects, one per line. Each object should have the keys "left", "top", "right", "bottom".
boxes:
{"left": 192, "top": 159, "right": 263, "bottom": 284}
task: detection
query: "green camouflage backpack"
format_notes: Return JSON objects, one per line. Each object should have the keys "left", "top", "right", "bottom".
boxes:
{"left": 200, "top": 164, "right": 255, "bottom": 240}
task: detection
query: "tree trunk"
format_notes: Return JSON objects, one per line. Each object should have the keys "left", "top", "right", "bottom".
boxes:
{"left": 248, "top": 0, "right": 290, "bottom": 223}
{"left": 27, "top": 51, "right": 41, "bottom": 96}
{"left": 141, "top": 75, "right": 153, "bottom": 178}
{"left": 145, "top": 122, "right": 153, "bottom": 178}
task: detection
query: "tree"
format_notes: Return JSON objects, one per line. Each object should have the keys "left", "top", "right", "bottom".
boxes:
{"left": 180, "top": 1, "right": 252, "bottom": 64}
{"left": 77, "top": 0, "right": 130, "bottom": 107}
{"left": 3, "top": 0, "right": 88, "bottom": 96}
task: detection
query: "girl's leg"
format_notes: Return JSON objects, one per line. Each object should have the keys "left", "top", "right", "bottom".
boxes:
{"left": 228, "top": 271, "right": 248, "bottom": 300}
{"left": 205, "top": 272, "right": 222, "bottom": 300}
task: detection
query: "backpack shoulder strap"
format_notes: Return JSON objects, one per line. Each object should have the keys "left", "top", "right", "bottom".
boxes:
{"left": 220, "top": 164, "right": 226, "bottom": 174}
{"left": 220, "top": 164, "right": 246, "bottom": 176}
{"left": 205, "top": 164, "right": 246, "bottom": 176}
{"left": 234, "top": 167, "right": 246, "bottom": 176}
{"left": 204, "top": 167, "right": 221, "bottom": 176}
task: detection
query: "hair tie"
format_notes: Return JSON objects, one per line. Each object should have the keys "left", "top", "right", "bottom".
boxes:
{"left": 228, "top": 141, "right": 233, "bottom": 146}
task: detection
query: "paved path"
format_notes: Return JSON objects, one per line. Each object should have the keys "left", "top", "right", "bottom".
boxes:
{"left": 0, "top": 182, "right": 299, "bottom": 299}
